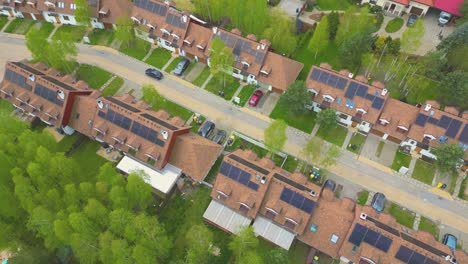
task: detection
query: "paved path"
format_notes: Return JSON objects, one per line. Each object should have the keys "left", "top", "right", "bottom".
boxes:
{"left": 0, "top": 35, "right": 467, "bottom": 235}
{"left": 0, "top": 18, "right": 14, "bottom": 32}
{"left": 47, "top": 24, "right": 61, "bottom": 41}
{"left": 184, "top": 62, "right": 205, "bottom": 82}
{"left": 342, "top": 130, "right": 353, "bottom": 150}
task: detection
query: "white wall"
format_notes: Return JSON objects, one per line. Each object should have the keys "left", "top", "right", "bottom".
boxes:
{"left": 43, "top": 11, "right": 77, "bottom": 25}
{"left": 157, "top": 38, "right": 176, "bottom": 52}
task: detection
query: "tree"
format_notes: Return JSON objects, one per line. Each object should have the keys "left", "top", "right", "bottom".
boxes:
{"left": 25, "top": 26, "right": 49, "bottom": 63}
{"left": 432, "top": 144, "right": 465, "bottom": 173}
{"left": 47, "top": 32, "right": 78, "bottom": 73}
{"left": 327, "top": 11, "right": 340, "bottom": 41}
{"left": 302, "top": 137, "right": 323, "bottom": 164}
{"left": 185, "top": 225, "right": 213, "bottom": 264}
{"left": 321, "top": 145, "right": 341, "bottom": 169}
{"left": 192, "top": 0, "right": 225, "bottom": 23}
{"left": 458, "top": 3, "right": 468, "bottom": 24}
{"left": 115, "top": 16, "right": 135, "bottom": 48}
{"left": 280, "top": 81, "right": 310, "bottom": 114}
{"left": 437, "top": 71, "right": 468, "bottom": 110}
{"left": 126, "top": 173, "right": 153, "bottom": 212}
{"left": 401, "top": 19, "right": 425, "bottom": 55}
{"left": 316, "top": 108, "right": 337, "bottom": 129}
{"left": 74, "top": 0, "right": 91, "bottom": 26}
{"left": 265, "top": 248, "right": 289, "bottom": 264}
{"left": 336, "top": 7, "right": 373, "bottom": 45}
{"left": 237, "top": 250, "right": 263, "bottom": 264}
{"left": 308, "top": 16, "right": 329, "bottom": 59}
{"left": 209, "top": 37, "right": 234, "bottom": 89}
{"left": 339, "top": 29, "right": 375, "bottom": 68}
{"left": 229, "top": 226, "right": 258, "bottom": 261}
{"left": 437, "top": 22, "right": 467, "bottom": 51}
{"left": 264, "top": 119, "right": 287, "bottom": 155}
{"left": 263, "top": 8, "right": 297, "bottom": 55}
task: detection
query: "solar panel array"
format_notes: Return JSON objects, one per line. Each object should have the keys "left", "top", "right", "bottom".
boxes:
{"left": 229, "top": 154, "right": 270, "bottom": 175}
{"left": 134, "top": 0, "right": 167, "bottom": 16}
{"left": 141, "top": 113, "right": 178, "bottom": 130}
{"left": 366, "top": 217, "right": 400, "bottom": 237}
{"left": 279, "top": 187, "right": 315, "bottom": 213}
{"left": 13, "top": 62, "right": 44, "bottom": 76}
{"left": 400, "top": 233, "right": 448, "bottom": 258}
{"left": 43, "top": 76, "right": 75, "bottom": 91}
{"left": 34, "top": 84, "right": 64, "bottom": 106}
{"left": 395, "top": 245, "right": 439, "bottom": 264}
{"left": 98, "top": 110, "right": 132, "bottom": 130}
{"left": 104, "top": 97, "right": 141, "bottom": 113}
{"left": 273, "top": 173, "right": 312, "bottom": 193}
{"left": 413, "top": 114, "right": 463, "bottom": 139}
{"left": 460, "top": 124, "right": 468, "bottom": 143}
{"left": 344, "top": 81, "right": 385, "bottom": 110}
{"left": 217, "top": 31, "right": 266, "bottom": 64}
{"left": 131, "top": 121, "right": 165, "bottom": 147}
{"left": 166, "top": 13, "right": 185, "bottom": 29}
{"left": 348, "top": 223, "right": 393, "bottom": 252}
{"left": 219, "top": 162, "right": 259, "bottom": 191}
{"left": 5, "top": 69, "right": 32, "bottom": 91}
{"left": 309, "top": 68, "right": 348, "bottom": 90}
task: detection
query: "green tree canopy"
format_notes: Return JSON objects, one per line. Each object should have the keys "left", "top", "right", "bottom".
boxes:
{"left": 265, "top": 248, "right": 289, "bottom": 264}
{"left": 280, "top": 80, "right": 310, "bottom": 114}
{"left": 115, "top": 16, "right": 135, "bottom": 48}
{"left": 308, "top": 16, "right": 329, "bottom": 59}
{"left": 316, "top": 108, "right": 337, "bottom": 129}
{"left": 437, "top": 22, "right": 467, "bottom": 52}
{"left": 74, "top": 0, "right": 91, "bottom": 26}
{"left": 339, "top": 29, "right": 375, "bottom": 69}
{"left": 263, "top": 8, "right": 297, "bottom": 55}
{"left": 25, "top": 26, "right": 49, "bottom": 63}
{"left": 302, "top": 137, "right": 323, "bottom": 164}
{"left": 432, "top": 144, "right": 466, "bottom": 173}
{"left": 209, "top": 37, "right": 234, "bottom": 88}
{"left": 437, "top": 71, "right": 468, "bottom": 110}
{"left": 264, "top": 119, "right": 288, "bottom": 155}
{"left": 229, "top": 226, "right": 259, "bottom": 261}
{"left": 185, "top": 224, "right": 213, "bottom": 264}
{"left": 321, "top": 145, "right": 341, "bottom": 169}
{"left": 327, "top": 11, "right": 340, "bottom": 41}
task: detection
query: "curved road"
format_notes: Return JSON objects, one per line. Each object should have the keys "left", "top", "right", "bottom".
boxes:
{"left": 1, "top": 35, "right": 467, "bottom": 234}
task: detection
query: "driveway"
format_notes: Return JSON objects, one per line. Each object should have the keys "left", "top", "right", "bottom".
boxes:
{"left": 245, "top": 91, "right": 279, "bottom": 116}
{"left": 278, "top": 0, "right": 304, "bottom": 17}
{"left": 361, "top": 134, "right": 398, "bottom": 167}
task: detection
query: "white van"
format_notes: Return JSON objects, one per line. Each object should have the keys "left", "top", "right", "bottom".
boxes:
{"left": 439, "top": 11, "right": 452, "bottom": 25}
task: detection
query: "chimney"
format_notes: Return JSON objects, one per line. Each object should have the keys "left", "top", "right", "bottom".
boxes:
{"left": 261, "top": 43, "right": 266, "bottom": 50}
{"left": 182, "top": 15, "right": 188, "bottom": 23}
{"left": 348, "top": 72, "right": 354, "bottom": 78}
{"left": 310, "top": 190, "right": 317, "bottom": 197}
{"left": 260, "top": 176, "right": 266, "bottom": 184}
{"left": 424, "top": 104, "right": 432, "bottom": 112}
{"left": 381, "top": 88, "right": 388, "bottom": 96}
{"left": 212, "top": 27, "right": 218, "bottom": 34}
{"left": 359, "top": 213, "right": 367, "bottom": 220}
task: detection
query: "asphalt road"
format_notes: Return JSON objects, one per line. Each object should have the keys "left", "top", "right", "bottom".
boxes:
{"left": 0, "top": 35, "right": 467, "bottom": 237}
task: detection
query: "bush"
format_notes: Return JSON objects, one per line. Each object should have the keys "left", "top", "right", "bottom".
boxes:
{"left": 370, "top": 5, "right": 383, "bottom": 14}
{"left": 385, "top": 17, "right": 404, "bottom": 33}
{"left": 268, "top": 0, "right": 281, "bottom": 6}
{"left": 328, "top": 11, "right": 340, "bottom": 41}
{"left": 374, "top": 13, "right": 384, "bottom": 31}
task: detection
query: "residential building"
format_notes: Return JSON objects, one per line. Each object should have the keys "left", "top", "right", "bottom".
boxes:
{"left": 0, "top": 61, "right": 222, "bottom": 195}
{"left": 361, "top": 0, "right": 434, "bottom": 17}
{"left": 180, "top": 21, "right": 211, "bottom": 63}
{"left": 97, "top": 0, "right": 133, "bottom": 29}
{"left": 204, "top": 149, "right": 466, "bottom": 262}
{"left": 434, "top": 0, "right": 464, "bottom": 17}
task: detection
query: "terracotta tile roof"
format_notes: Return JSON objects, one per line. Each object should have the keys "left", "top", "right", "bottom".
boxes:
{"left": 99, "top": 0, "right": 133, "bottom": 24}
{"left": 7, "top": 1, "right": 41, "bottom": 14}
{"left": 181, "top": 22, "right": 212, "bottom": 59}
{"left": 169, "top": 132, "right": 222, "bottom": 182}
{"left": 435, "top": 0, "right": 463, "bottom": 16}
{"left": 373, "top": 98, "right": 419, "bottom": 141}
{"left": 256, "top": 53, "right": 304, "bottom": 92}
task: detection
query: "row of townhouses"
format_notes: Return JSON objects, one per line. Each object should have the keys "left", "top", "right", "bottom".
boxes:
{"left": 0, "top": 0, "right": 304, "bottom": 93}
{"left": 307, "top": 63, "right": 468, "bottom": 164}
{"left": 361, "top": 0, "right": 463, "bottom": 17}
{"left": 204, "top": 149, "right": 467, "bottom": 264}
{"left": 0, "top": 60, "right": 223, "bottom": 196}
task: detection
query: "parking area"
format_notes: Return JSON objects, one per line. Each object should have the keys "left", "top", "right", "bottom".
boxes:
{"left": 416, "top": 8, "right": 456, "bottom": 55}
{"left": 245, "top": 90, "right": 280, "bottom": 116}
{"left": 326, "top": 171, "right": 364, "bottom": 201}
{"left": 360, "top": 134, "right": 398, "bottom": 167}
{"left": 278, "top": 0, "right": 304, "bottom": 17}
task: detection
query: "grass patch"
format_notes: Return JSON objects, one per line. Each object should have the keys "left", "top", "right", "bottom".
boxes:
{"left": 347, "top": 133, "right": 366, "bottom": 154}
{"left": 0, "top": 15, "right": 8, "bottom": 31}
{"left": 37, "top": 22, "right": 55, "bottom": 38}
{"left": 270, "top": 99, "right": 317, "bottom": 133}
{"left": 142, "top": 88, "right": 193, "bottom": 121}
{"left": 119, "top": 38, "right": 151, "bottom": 60}
{"left": 283, "top": 156, "right": 299, "bottom": 173}
{"left": 101, "top": 77, "right": 124, "bottom": 96}
{"left": 288, "top": 241, "right": 312, "bottom": 264}
{"left": 412, "top": 159, "right": 435, "bottom": 185}
{"left": 144, "top": 48, "right": 172, "bottom": 69}
{"left": 52, "top": 25, "right": 86, "bottom": 42}
{"left": 235, "top": 85, "right": 256, "bottom": 107}
{"left": 458, "top": 177, "right": 467, "bottom": 200}
{"left": 388, "top": 203, "right": 415, "bottom": 229}
{"left": 419, "top": 216, "right": 439, "bottom": 240}
{"left": 205, "top": 77, "right": 241, "bottom": 101}
{"left": 190, "top": 114, "right": 206, "bottom": 133}
{"left": 76, "top": 64, "right": 113, "bottom": 89}
{"left": 226, "top": 137, "right": 269, "bottom": 158}
{"left": 192, "top": 66, "right": 211, "bottom": 87}
{"left": 87, "top": 29, "right": 115, "bottom": 46}
{"left": 316, "top": 125, "right": 347, "bottom": 147}
{"left": 376, "top": 141, "right": 385, "bottom": 157}
{"left": 4, "top": 18, "right": 37, "bottom": 34}
{"left": 391, "top": 151, "right": 412, "bottom": 171}
{"left": 66, "top": 139, "right": 108, "bottom": 180}
{"left": 205, "top": 154, "right": 224, "bottom": 183}
{"left": 316, "top": 0, "right": 351, "bottom": 10}
{"left": 165, "top": 56, "right": 183, "bottom": 72}
{"left": 385, "top": 17, "right": 404, "bottom": 33}
{"left": 357, "top": 190, "right": 369, "bottom": 205}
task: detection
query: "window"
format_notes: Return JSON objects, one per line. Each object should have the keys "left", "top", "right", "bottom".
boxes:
{"left": 63, "top": 15, "right": 69, "bottom": 21}
{"left": 75, "top": 113, "right": 80, "bottom": 119}
{"left": 58, "top": 2, "right": 64, "bottom": 8}
{"left": 70, "top": 3, "right": 76, "bottom": 9}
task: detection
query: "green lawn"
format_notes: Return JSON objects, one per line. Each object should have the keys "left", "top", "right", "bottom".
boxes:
{"left": 120, "top": 38, "right": 151, "bottom": 60}
{"left": 235, "top": 85, "right": 256, "bottom": 106}
{"left": 288, "top": 241, "right": 311, "bottom": 264}
{"left": 283, "top": 156, "right": 299, "bottom": 173}
{"left": 357, "top": 190, "right": 369, "bottom": 205}
{"left": 205, "top": 77, "right": 241, "bottom": 101}
{"left": 385, "top": 17, "right": 404, "bottom": 33}
{"left": 192, "top": 66, "right": 211, "bottom": 87}
{"left": 270, "top": 100, "right": 317, "bottom": 133}
{"left": 144, "top": 48, "right": 172, "bottom": 69}
{"left": 316, "top": 125, "right": 347, "bottom": 147}
{"left": 101, "top": 77, "right": 124, "bottom": 96}
{"left": 347, "top": 133, "right": 366, "bottom": 154}
{"left": 0, "top": 15, "right": 8, "bottom": 31}
{"left": 388, "top": 203, "right": 415, "bottom": 229}
{"left": 316, "top": 0, "right": 351, "bottom": 10}
{"left": 165, "top": 56, "right": 183, "bottom": 72}
{"left": 226, "top": 136, "right": 269, "bottom": 158}
{"left": 204, "top": 154, "right": 224, "bottom": 183}
{"left": 4, "top": 18, "right": 37, "bottom": 34}
{"left": 87, "top": 29, "right": 115, "bottom": 46}
{"left": 37, "top": 22, "right": 55, "bottom": 38}
{"left": 190, "top": 114, "right": 205, "bottom": 133}
{"left": 418, "top": 216, "right": 439, "bottom": 240}
{"left": 52, "top": 25, "right": 86, "bottom": 42}
{"left": 293, "top": 42, "right": 341, "bottom": 81}
{"left": 148, "top": 95, "right": 193, "bottom": 121}
{"left": 391, "top": 151, "right": 412, "bottom": 171}
{"left": 76, "top": 64, "right": 113, "bottom": 89}
{"left": 412, "top": 159, "right": 435, "bottom": 185}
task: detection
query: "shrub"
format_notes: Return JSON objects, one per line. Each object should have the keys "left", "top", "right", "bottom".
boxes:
{"left": 268, "top": 0, "right": 281, "bottom": 6}
{"left": 328, "top": 11, "right": 340, "bottom": 41}
{"left": 370, "top": 5, "right": 383, "bottom": 13}
{"left": 374, "top": 13, "right": 384, "bottom": 31}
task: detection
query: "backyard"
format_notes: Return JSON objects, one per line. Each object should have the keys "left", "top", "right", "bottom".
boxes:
{"left": 192, "top": 66, "right": 211, "bottom": 87}
{"left": 391, "top": 150, "right": 412, "bottom": 171}
{"left": 87, "top": 29, "right": 115, "bottom": 46}
{"left": 316, "top": 0, "right": 352, "bottom": 10}
{"left": 270, "top": 100, "right": 317, "bottom": 133}
{"left": 316, "top": 125, "right": 347, "bottom": 147}
{"left": 52, "top": 25, "right": 86, "bottom": 42}
{"left": 234, "top": 85, "right": 256, "bottom": 106}
{"left": 76, "top": 64, "right": 113, "bottom": 89}
{"left": 388, "top": 203, "right": 415, "bottom": 229}
{"left": 101, "top": 77, "right": 124, "bottom": 96}
{"left": 412, "top": 159, "right": 435, "bottom": 185}
{"left": 347, "top": 133, "right": 366, "bottom": 154}
{"left": 144, "top": 48, "right": 172, "bottom": 69}
{"left": 204, "top": 77, "right": 241, "bottom": 101}
{"left": 120, "top": 38, "right": 151, "bottom": 60}
{"left": 204, "top": 154, "right": 224, "bottom": 183}
{"left": 4, "top": 18, "right": 37, "bottom": 34}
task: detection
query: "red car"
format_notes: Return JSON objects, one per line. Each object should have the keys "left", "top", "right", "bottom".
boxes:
{"left": 248, "top": 90, "right": 264, "bottom": 106}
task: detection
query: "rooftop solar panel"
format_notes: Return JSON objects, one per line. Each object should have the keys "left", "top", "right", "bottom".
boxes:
{"left": 395, "top": 246, "right": 413, "bottom": 263}
{"left": 349, "top": 223, "right": 367, "bottom": 246}
{"left": 409, "top": 251, "right": 426, "bottom": 264}
{"left": 310, "top": 68, "right": 321, "bottom": 80}
{"left": 166, "top": 13, "right": 185, "bottom": 29}
{"left": 43, "top": 76, "right": 76, "bottom": 91}
{"left": 356, "top": 85, "right": 368, "bottom": 97}
{"left": 229, "top": 154, "right": 270, "bottom": 175}
{"left": 140, "top": 113, "right": 178, "bottom": 130}
{"left": 238, "top": 171, "right": 250, "bottom": 185}
{"left": 438, "top": 115, "right": 452, "bottom": 128}
{"left": 445, "top": 119, "right": 462, "bottom": 138}
{"left": 219, "top": 162, "right": 259, "bottom": 191}
{"left": 336, "top": 78, "right": 348, "bottom": 90}
{"left": 375, "top": 235, "right": 392, "bottom": 252}
{"left": 327, "top": 75, "right": 338, "bottom": 86}
{"left": 415, "top": 114, "right": 428, "bottom": 127}
{"left": 365, "top": 93, "right": 375, "bottom": 101}
{"left": 229, "top": 166, "right": 241, "bottom": 179}
{"left": 428, "top": 117, "right": 439, "bottom": 125}
{"left": 13, "top": 62, "right": 44, "bottom": 75}
{"left": 345, "top": 82, "right": 358, "bottom": 99}
{"left": 318, "top": 71, "right": 330, "bottom": 83}
{"left": 280, "top": 188, "right": 293, "bottom": 203}
{"left": 367, "top": 217, "right": 400, "bottom": 236}
{"left": 280, "top": 187, "right": 315, "bottom": 213}
{"left": 291, "top": 192, "right": 305, "bottom": 208}
{"left": 424, "top": 258, "right": 439, "bottom": 264}
{"left": 459, "top": 125, "right": 468, "bottom": 143}
{"left": 247, "top": 181, "right": 259, "bottom": 191}
{"left": 105, "top": 96, "right": 140, "bottom": 113}
{"left": 273, "top": 173, "right": 312, "bottom": 192}
{"left": 400, "top": 232, "right": 448, "bottom": 257}
{"left": 363, "top": 229, "right": 380, "bottom": 245}
{"left": 372, "top": 97, "right": 384, "bottom": 109}
{"left": 219, "top": 162, "right": 231, "bottom": 175}
{"left": 301, "top": 199, "right": 315, "bottom": 213}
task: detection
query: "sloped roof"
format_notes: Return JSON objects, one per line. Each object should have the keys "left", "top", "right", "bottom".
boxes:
{"left": 434, "top": 0, "right": 463, "bottom": 16}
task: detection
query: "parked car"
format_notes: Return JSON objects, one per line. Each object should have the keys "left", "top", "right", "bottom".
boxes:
{"left": 213, "top": 130, "right": 227, "bottom": 144}
{"left": 198, "top": 121, "right": 215, "bottom": 138}
{"left": 145, "top": 68, "right": 163, "bottom": 80}
{"left": 442, "top": 234, "right": 458, "bottom": 252}
{"left": 323, "top": 179, "right": 336, "bottom": 192}
{"left": 371, "top": 193, "right": 386, "bottom": 212}
{"left": 248, "top": 90, "right": 264, "bottom": 107}
{"left": 172, "top": 58, "right": 190, "bottom": 76}
{"left": 438, "top": 11, "right": 452, "bottom": 25}
{"left": 406, "top": 14, "right": 418, "bottom": 27}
